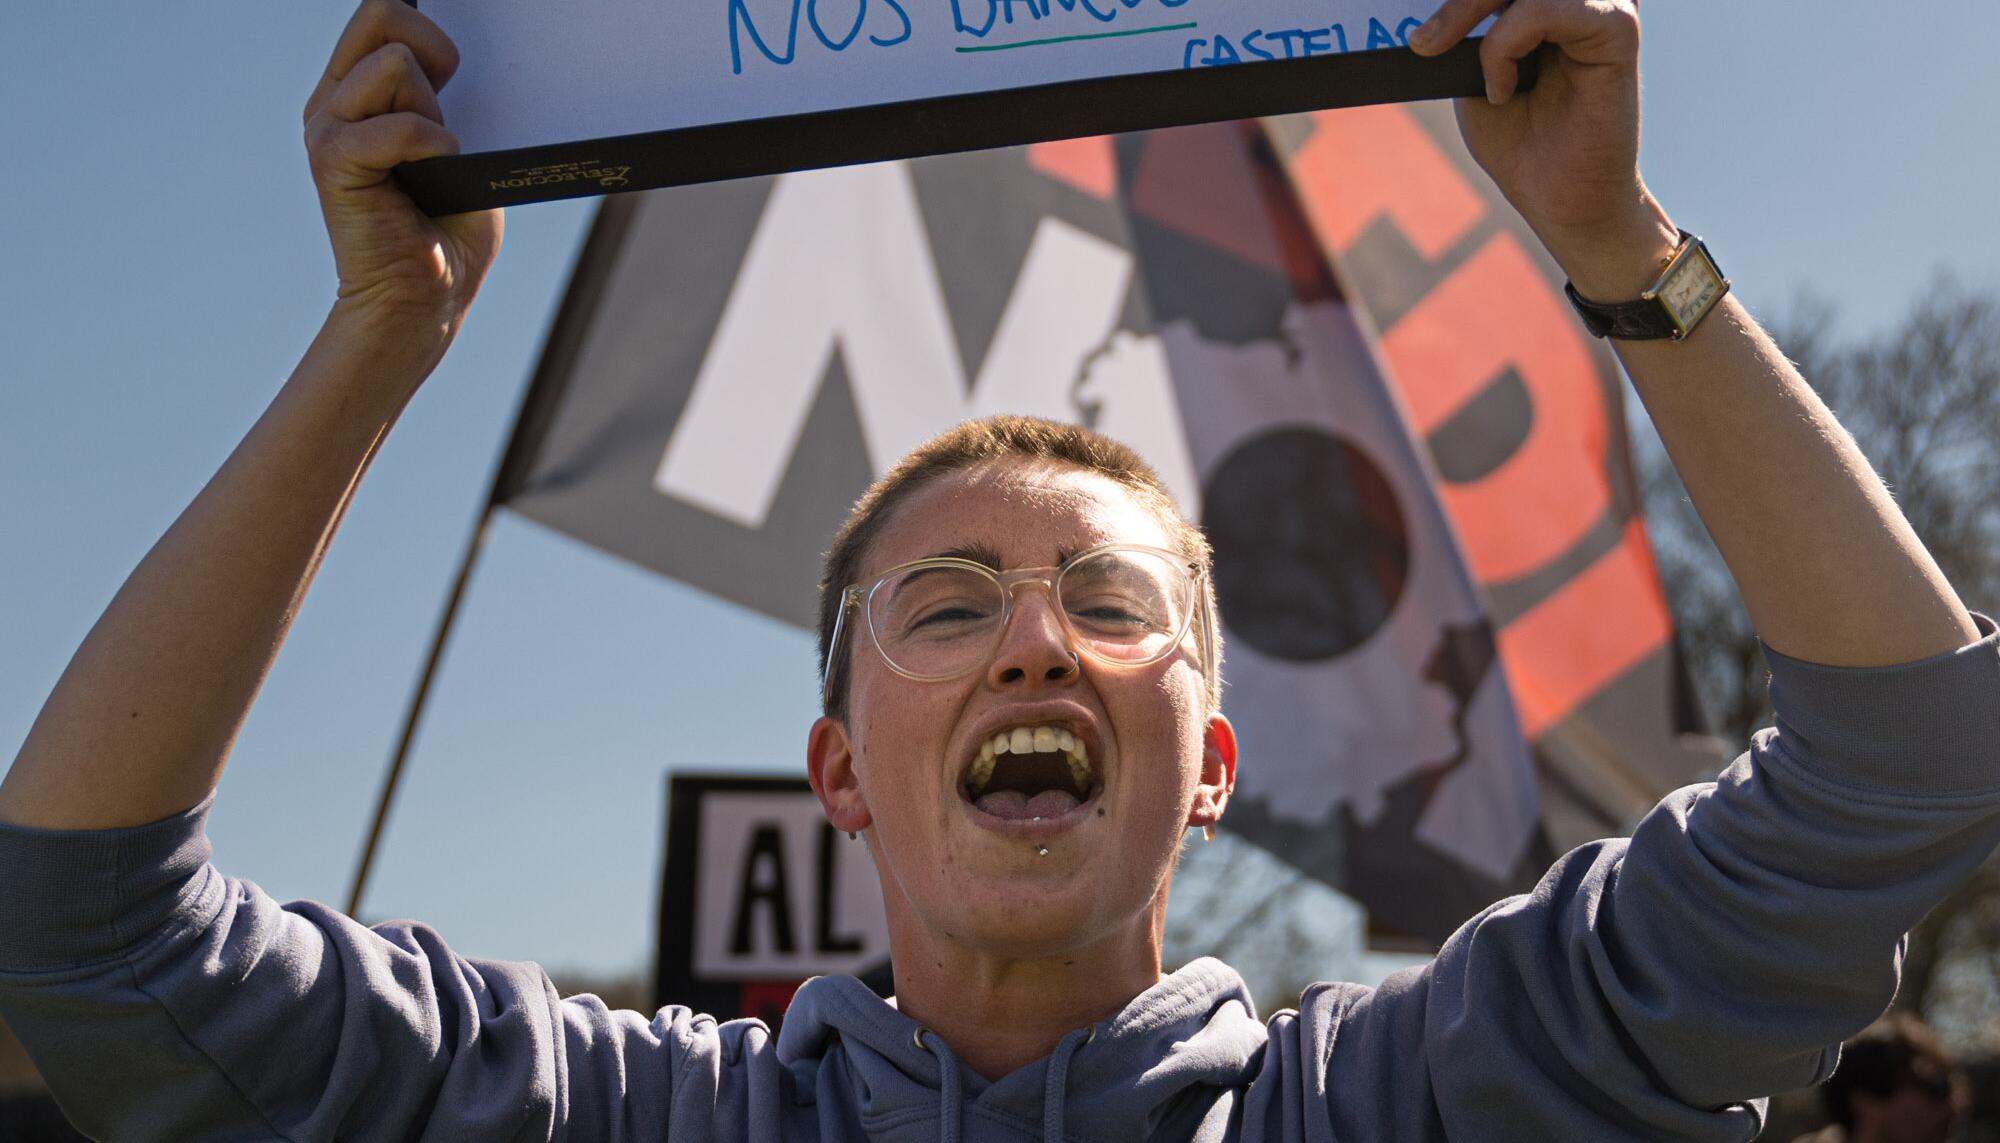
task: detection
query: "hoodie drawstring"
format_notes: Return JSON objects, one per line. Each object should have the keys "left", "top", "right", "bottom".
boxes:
{"left": 1040, "top": 1024, "right": 1095, "bottom": 1143}
{"left": 915, "top": 1022, "right": 1095, "bottom": 1143}
{"left": 914, "top": 1027, "right": 964, "bottom": 1143}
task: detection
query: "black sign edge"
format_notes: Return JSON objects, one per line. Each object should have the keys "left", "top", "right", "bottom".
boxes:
{"left": 396, "top": 41, "right": 1491, "bottom": 214}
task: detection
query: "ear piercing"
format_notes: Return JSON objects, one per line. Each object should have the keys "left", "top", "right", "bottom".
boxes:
{"left": 1036, "top": 846, "right": 1050, "bottom": 857}
{"left": 1201, "top": 825, "right": 1216, "bottom": 842}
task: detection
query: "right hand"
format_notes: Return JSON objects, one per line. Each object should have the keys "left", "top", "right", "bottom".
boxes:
{"left": 304, "top": 0, "right": 502, "bottom": 350}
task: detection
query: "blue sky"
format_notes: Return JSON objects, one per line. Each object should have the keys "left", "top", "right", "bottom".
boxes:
{"left": 3, "top": 3, "right": 1995, "bottom": 981}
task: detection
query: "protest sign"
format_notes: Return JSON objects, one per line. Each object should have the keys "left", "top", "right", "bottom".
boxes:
{"left": 398, "top": 0, "right": 1497, "bottom": 212}
{"left": 657, "top": 776, "right": 892, "bottom": 1024}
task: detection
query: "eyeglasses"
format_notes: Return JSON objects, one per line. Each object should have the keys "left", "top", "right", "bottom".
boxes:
{"left": 823, "top": 542, "right": 1211, "bottom": 703}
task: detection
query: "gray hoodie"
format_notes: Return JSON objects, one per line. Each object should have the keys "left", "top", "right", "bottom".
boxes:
{"left": 3, "top": 614, "right": 1998, "bottom": 1141}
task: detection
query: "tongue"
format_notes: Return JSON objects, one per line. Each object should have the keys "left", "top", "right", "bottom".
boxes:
{"left": 975, "top": 789, "right": 1082, "bottom": 820}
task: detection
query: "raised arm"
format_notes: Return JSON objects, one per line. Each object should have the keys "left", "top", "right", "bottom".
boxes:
{"left": 0, "top": 0, "right": 499, "bottom": 830}
{"left": 1412, "top": 0, "right": 1979, "bottom": 669}
{"left": 0, "top": 9, "right": 749, "bottom": 1138}
{"left": 1308, "top": 4, "right": 2000, "bottom": 1134}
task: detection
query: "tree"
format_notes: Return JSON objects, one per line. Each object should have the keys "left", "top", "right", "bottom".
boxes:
{"left": 1638, "top": 275, "right": 2000, "bottom": 750}
{"left": 1636, "top": 272, "right": 2000, "bottom": 1055}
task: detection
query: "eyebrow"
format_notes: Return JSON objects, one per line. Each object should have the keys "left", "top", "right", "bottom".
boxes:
{"left": 923, "top": 543, "right": 1007, "bottom": 570}
{"left": 917, "top": 544, "right": 1081, "bottom": 570}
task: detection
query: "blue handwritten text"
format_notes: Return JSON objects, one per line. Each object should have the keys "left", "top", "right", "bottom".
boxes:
{"left": 730, "top": 0, "right": 913, "bottom": 73}
{"left": 953, "top": 0, "right": 1189, "bottom": 40}
{"left": 1183, "top": 15, "right": 1422, "bottom": 67}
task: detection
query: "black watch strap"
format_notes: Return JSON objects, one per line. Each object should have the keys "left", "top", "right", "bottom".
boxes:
{"left": 1564, "top": 278, "right": 1678, "bottom": 340}
{"left": 1565, "top": 230, "right": 1728, "bottom": 341}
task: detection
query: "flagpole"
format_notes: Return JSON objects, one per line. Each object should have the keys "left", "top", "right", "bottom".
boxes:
{"left": 342, "top": 196, "right": 637, "bottom": 920}
{"left": 345, "top": 506, "right": 496, "bottom": 918}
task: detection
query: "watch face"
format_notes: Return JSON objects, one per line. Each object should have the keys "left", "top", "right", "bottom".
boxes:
{"left": 1660, "top": 247, "right": 1726, "bottom": 331}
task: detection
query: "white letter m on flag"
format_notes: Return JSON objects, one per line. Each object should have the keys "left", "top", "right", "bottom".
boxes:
{"left": 653, "top": 162, "right": 1177, "bottom": 527}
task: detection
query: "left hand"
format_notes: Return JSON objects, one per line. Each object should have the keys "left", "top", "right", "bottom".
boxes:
{"left": 1410, "top": 0, "right": 1676, "bottom": 285}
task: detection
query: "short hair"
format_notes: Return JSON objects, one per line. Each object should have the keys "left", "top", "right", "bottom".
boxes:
{"left": 1821, "top": 1011, "right": 1958, "bottom": 1128}
{"left": 816, "top": 415, "right": 1222, "bottom": 720}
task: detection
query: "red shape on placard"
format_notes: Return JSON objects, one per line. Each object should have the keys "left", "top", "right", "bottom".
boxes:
{"left": 1292, "top": 105, "right": 1486, "bottom": 260}
{"left": 1028, "top": 136, "right": 1118, "bottom": 201}
{"left": 739, "top": 980, "right": 806, "bottom": 1024}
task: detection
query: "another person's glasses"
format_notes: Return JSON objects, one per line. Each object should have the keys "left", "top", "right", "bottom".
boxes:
{"left": 824, "top": 543, "right": 1210, "bottom": 701}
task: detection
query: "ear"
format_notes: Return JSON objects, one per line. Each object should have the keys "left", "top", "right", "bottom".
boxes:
{"left": 807, "top": 716, "right": 873, "bottom": 834}
{"left": 1186, "top": 713, "right": 1237, "bottom": 830}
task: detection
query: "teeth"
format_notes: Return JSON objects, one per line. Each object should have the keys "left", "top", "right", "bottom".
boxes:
{"left": 1066, "top": 752, "right": 1091, "bottom": 791}
{"left": 968, "top": 726, "right": 1097, "bottom": 798}
{"left": 967, "top": 744, "right": 995, "bottom": 791}
{"left": 1069, "top": 739, "right": 1092, "bottom": 790}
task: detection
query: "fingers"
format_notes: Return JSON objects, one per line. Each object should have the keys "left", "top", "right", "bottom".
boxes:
{"left": 321, "top": 42, "right": 444, "bottom": 127}
{"left": 306, "top": 0, "right": 459, "bottom": 126}
{"left": 308, "top": 41, "right": 454, "bottom": 175}
{"left": 1410, "top": 0, "right": 1642, "bottom": 102}
{"left": 1408, "top": 0, "right": 1506, "bottom": 56}
{"left": 1478, "top": 6, "right": 1535, "bottom": 104}
{"left": 311, "top": 112, "right": 461, "bottom": 190}
{"left": 1477, "top": 0, "right": 1639, "bottom": 102}
{"left": 306, "top": 39, "right": 455, "bottom": 189}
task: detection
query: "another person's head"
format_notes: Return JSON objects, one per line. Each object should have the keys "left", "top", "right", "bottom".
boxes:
{"left": 806, "top": 416, "right": 1236, "bottom": 964}
{"left": 1822, "top": 1011, "right": 1966, "bottom": 1143}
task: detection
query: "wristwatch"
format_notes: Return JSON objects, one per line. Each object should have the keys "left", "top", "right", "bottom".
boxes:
{"left": 1564, "top": 230, "right": 1730, "bottom": 341}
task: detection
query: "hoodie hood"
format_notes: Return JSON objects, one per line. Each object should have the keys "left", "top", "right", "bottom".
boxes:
{"left": 776, "top": 958, "right": 1268, "bottom": 1141}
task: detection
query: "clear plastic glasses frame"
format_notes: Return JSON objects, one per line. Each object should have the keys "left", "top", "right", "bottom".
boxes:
{"left": 822, "top": 542, "right": 1214, "bottom": 704}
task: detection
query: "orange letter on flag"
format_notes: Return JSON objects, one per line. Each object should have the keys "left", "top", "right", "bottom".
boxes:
{"left": 1381, "top": 232, "right": 1611, "bottom": 585}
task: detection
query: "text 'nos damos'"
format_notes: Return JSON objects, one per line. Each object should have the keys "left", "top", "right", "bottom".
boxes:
{"left": 728, "top": 0, "right": 1199, "bottom": 73}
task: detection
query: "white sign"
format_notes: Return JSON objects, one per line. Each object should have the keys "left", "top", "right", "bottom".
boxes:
{"left": 691, "top": 791, "right": 891, "bottom": 978}
{"left": 424, "top": 0, "right": 1441, "bottom": 152}
{"left": 402, "top": 1, "right": 1489, "bottom": 210}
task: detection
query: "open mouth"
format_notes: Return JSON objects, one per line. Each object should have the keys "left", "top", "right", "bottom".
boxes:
{"left": 961, "top": 725, "right": 1100, "bottom": 821}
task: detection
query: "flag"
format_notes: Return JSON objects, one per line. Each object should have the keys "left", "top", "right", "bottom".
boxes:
{"left": 492, "top": 114, "right": 1706, "bottom": 943}
{"left": 1271, "top": 102, "right": 1721, "bottom": 861}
